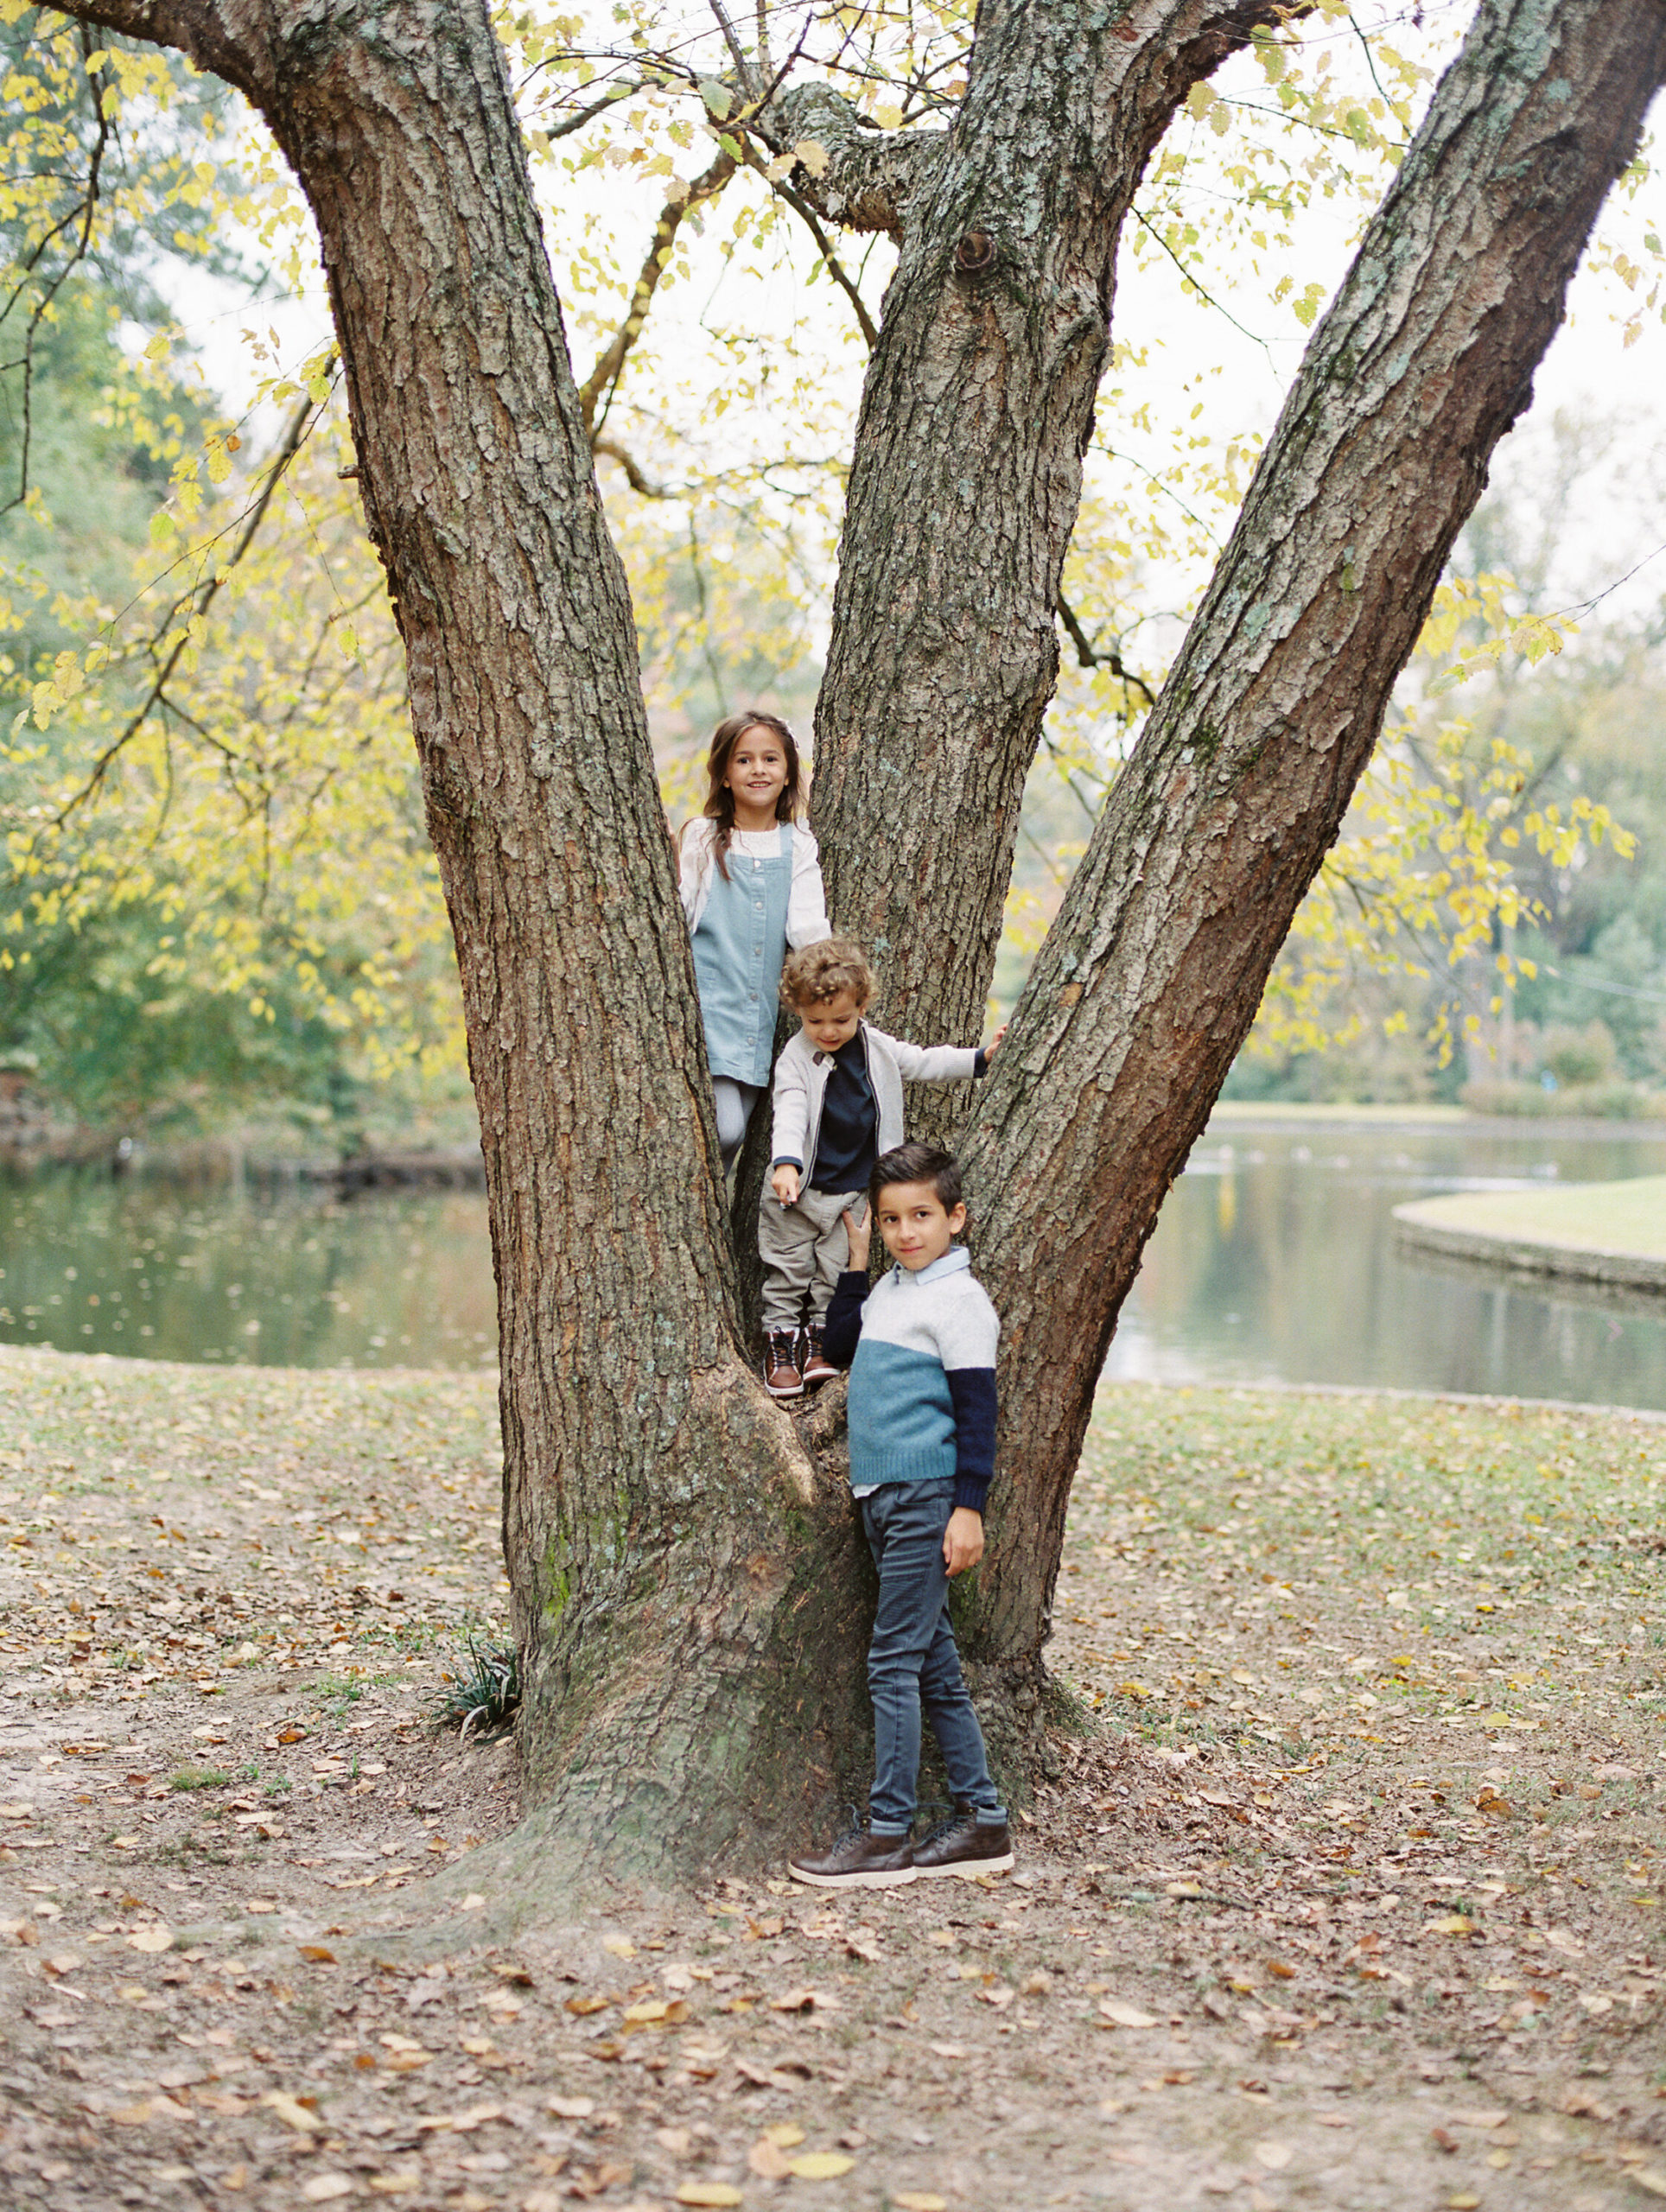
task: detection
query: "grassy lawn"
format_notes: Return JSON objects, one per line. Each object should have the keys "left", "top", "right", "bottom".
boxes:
{"left": 1396, "top": 1173, "right": 1666, "bottom": 1260}
{"left": 3, "top": 1352, "right": 1665, "bottom": 2210}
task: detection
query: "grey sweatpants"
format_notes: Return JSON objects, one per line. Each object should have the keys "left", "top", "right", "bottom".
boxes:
{"left": 758, "top": 1185, "right": 866, "bottom": 1332}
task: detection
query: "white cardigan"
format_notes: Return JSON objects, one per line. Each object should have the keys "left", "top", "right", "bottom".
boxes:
{"left": 677, "top": 817, "right": 830, "bottom": 948}
{"left": 769, "top": 1022, "right": 981, "bottom": 1175}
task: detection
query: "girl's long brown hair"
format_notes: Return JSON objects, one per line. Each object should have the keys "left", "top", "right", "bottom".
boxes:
{"left": 702, "top": 712, "right": 804, "bottom": 880}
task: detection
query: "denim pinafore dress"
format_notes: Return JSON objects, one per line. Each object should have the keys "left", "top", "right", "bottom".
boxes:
{"left": 690, "top": 823, "right": 794, "bottom": 1089}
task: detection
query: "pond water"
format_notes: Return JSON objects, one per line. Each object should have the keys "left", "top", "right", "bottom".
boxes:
{"left": 1108, "top": 1118, "right": 1666, "bottom": 1412}
{"left": 0, "top": 1173, "right": 498, "bottom": 1370}
{"left": 7, "top": 1120, "right": 1666, "bottom": 1408}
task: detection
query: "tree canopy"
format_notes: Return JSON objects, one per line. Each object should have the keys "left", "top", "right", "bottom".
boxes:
{"left": 4, "top": 1, "right": 1661, "bottom": 1130}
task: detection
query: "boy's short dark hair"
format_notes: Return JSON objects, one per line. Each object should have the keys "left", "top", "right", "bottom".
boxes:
{"left": 871, "top": 1142, "right": 962, "bottom": 1212}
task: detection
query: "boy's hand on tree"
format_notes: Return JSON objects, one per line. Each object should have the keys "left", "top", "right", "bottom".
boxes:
{"left": 771, "top": 1164, "right": 801, "bottom": 1206}
{"left": 842, "top": 1202, "right": 869, "bottom": 1271}
{"left": 984, "top": 1021, "right": 1008, "bottom": 1058}
{"left": 944, "top": 1506, "right": 984, "bottom": 1578}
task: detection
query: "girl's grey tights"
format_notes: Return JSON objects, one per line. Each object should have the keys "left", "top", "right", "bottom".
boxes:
{"left": 713, "top": 1077, "right": 763, "bottom": 1171}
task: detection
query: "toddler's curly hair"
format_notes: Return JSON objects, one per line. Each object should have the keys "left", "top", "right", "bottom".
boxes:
{"left": 780, "top": 937, "right": 875, "bottom": 1012}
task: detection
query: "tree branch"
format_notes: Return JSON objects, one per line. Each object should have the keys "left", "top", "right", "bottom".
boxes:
{"left": 32, "top": 0, "right": 277, "bottom": 111}
{"left": 49, "top": 380, "right": 327, "bottom": 826}
{"left": 591, "top": 435, "right": 668, "bottom": 498}
{"left": 1056, "top": 596, "right": 1157, "bottom": 709}
{"left": 735, "top": 141, "right": 878, "bottom": 349}
{"left": 576, "top": 149, "right": 737, "bottom": 431}
{"left": 753, "top": 81, "right": 944, "bottom": 237}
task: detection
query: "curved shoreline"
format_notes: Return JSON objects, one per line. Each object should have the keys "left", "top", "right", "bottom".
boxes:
{"left": 1394, "top": 1187, "right": 1666, "bottom": 1300}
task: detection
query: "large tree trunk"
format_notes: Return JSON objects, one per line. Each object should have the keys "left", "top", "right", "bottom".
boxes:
{"left": 793, "top": 0, "right": 1290, "bottom": 1103}
{"left": 955, "top": 0, "right": 1666, "bottom": 1687}
{"left": 47, "top": 0, "right": 1666, "bottom": 1880}
{"left": 59, "top": 0, "right": 883, "bottom": 1877}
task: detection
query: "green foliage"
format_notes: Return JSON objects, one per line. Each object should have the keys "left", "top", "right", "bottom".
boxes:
{"left": 436, "top": 1633, "right": 520, "bottom": 1738}
{"left": 2, "top": 3, "right": 1662, "bottom": 1128}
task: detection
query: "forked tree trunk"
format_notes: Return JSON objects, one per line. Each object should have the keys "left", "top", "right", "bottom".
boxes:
{"left": 52, "top": 0, "right": 1666, "bottom": 1878}
{"left": 938, "top": 0, "right": 1666, "bottom": 1689}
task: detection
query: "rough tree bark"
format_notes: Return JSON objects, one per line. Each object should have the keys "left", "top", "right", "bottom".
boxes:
{"left": 775, "top": 2, "right": 1292, "bottom": 1058}
{"left": 843, "top": 0, "right": 1666, "bottom": 1699}
{"left": 43, "top": 0, "right": 1666, "bottom": 1879}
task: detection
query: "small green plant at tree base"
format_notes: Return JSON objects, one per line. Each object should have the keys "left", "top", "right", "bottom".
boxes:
{"left": 169, "top": 1766, "right": 232, "bottom": 1792}
{"left": 436, "top": 1636, "right": 520, "bottom": 1738}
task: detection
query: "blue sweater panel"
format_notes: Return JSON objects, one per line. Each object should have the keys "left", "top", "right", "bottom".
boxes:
{"left": 823, "top": 1246, "right": 1000, "bottom": 1513}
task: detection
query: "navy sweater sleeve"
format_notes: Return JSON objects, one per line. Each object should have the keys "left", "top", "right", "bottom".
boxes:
{"left": 821, "top": 1269, "right": 869, "bottom": 1370}
{"left": 946, "top": 1369, "right": 997, "bottom": 1514}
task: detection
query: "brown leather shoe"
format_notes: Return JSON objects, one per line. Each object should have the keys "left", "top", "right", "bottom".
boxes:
{"left": 800, "top": 1325, "right": 837, "bottom": 1388}
{"left": 909, "top": 1809, "right": 1014, "bottom": 1878}
{"left": 763, "top": 1330, "right": 803, "bottom": 1399}
{"left": 789, "top": 1826, "right": 915, "bottom": 1889}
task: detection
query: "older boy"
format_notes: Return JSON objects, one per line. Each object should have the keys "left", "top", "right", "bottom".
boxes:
{"left": 761, "top": 939, "right": 1002, "bottom": 1399}
{"left": 788, "top": 1143, "right": 1013, "bottom": 1888}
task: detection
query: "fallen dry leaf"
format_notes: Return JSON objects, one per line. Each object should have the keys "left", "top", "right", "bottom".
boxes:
{"left": 1447, "top": 2110, "right": 1510, "bottom": 2130}
{"left": 126, "top": 1927, "right": 173, "bottom": 1955}
{"left": 770, "top": 1986, "right": 836, "bottom": 2012}
{"left": 262, "top": 2091, "right": 322, "bottom": 2134}
{"left": 786, "top": 2152, "right": 856, "bottom": 2181}
{"left": 300, "top": 2177, "right": 353, "bottom": 2204}
{"left": 1252, "top": 2141, "right": 1293, "bottom": 2171}
{"left": 893, "top": 2196, "right": 948, "bottom": 2212}
{"left": 298, "top": 1945, "right": 337, "bottom": 1964}
{"left": 675, "top": 2187, "right": 743, "bottom": 2209}
{"left": 548, "top": 2095, "right": 595, "bottom": 2120}
{"left": 1098, "top": 1999, "right": 1158, "bottom": 2029}
{"left": 748, "top": 2139, "right": 794, "bottom": 2179}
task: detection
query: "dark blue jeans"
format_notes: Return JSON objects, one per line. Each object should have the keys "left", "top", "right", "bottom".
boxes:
{"left": 858, "top": 1479, "right": 1005, "bottom": 1835}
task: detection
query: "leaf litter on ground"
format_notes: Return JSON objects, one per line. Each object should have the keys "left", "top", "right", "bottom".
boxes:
{"left": 3, "top": 1355, "right": 1666, "bottom": 2207}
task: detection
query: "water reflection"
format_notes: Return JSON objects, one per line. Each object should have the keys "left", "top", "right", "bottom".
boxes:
{"left": 11, "top": 1122, "right": 1666, "bottom": 1403}
{"left": 0, "top": 1170, "right": 496, "bottom": 1369}
{"left": 1109, "top": 1121, "right": 1666, "bottom": 1410}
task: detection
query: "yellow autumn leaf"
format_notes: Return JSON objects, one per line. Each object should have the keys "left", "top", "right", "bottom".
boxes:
{"left": 262, "top": 2090, "right": 322, "bottom": 2133}
{"left": 676, "top": 2187, "right": 743, "bottom": 2209}
{"left": 893, "top": 2197, "right": 948, "bottom": 2212}
{"left": 785, "top": 2153, "right": 855, "bottom": 2180}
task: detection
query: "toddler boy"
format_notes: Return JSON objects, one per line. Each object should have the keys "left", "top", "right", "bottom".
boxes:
{"left": 760, "top": 938, "right": 1002, "bottom": 1398}
{"left": 788, "top": 1143, "right": 1013, "bottom": 1887}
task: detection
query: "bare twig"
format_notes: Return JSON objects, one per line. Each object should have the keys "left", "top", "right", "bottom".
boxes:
{"left": 1056, "top": 595, "right": 1157, "bottom": 709}
{"left": 707, "top": 0, "right": 758, "bottom": 99}
{"left": 736, "top": 141, "right": 879, "bottom": 349}
{"left": 2, "top": 29, "right": 113, "bottom": 517}
{"left": 52, "top": 378, "right": 331, "bottom": 826}
{"left": 592, "top": 435, "right": 669, "bottom": 498}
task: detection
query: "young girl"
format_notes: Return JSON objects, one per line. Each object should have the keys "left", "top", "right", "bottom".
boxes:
{"left": 678, "top": 712, "right": 830, "bottom": 1168}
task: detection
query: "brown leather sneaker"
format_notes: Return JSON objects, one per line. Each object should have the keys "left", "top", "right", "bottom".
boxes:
{"left": 909, "top": 1810, "right": 1014, "bottom": 1878}
{"left": 763, "top": 1330, "right": 803, "bottom": 1399}
{"left": 800, "top": 1325, "right": 837, "bottom": 1388}
{"left": 789, "top": 1827, "right": 916, "bottom": 1889}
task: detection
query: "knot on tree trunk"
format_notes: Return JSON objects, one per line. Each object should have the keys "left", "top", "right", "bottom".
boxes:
{"left": 953, "top": 227, "right": 997, "bottom": 274}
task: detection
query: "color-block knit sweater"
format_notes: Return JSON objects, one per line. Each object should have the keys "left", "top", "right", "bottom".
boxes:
{"left": 822, "top": 1245, "right": 999, "bottom": 1514}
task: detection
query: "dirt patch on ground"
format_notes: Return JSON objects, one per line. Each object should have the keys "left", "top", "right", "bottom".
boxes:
{"left": 3, "top": 1351, "right": 1664, "bottom": 2209}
